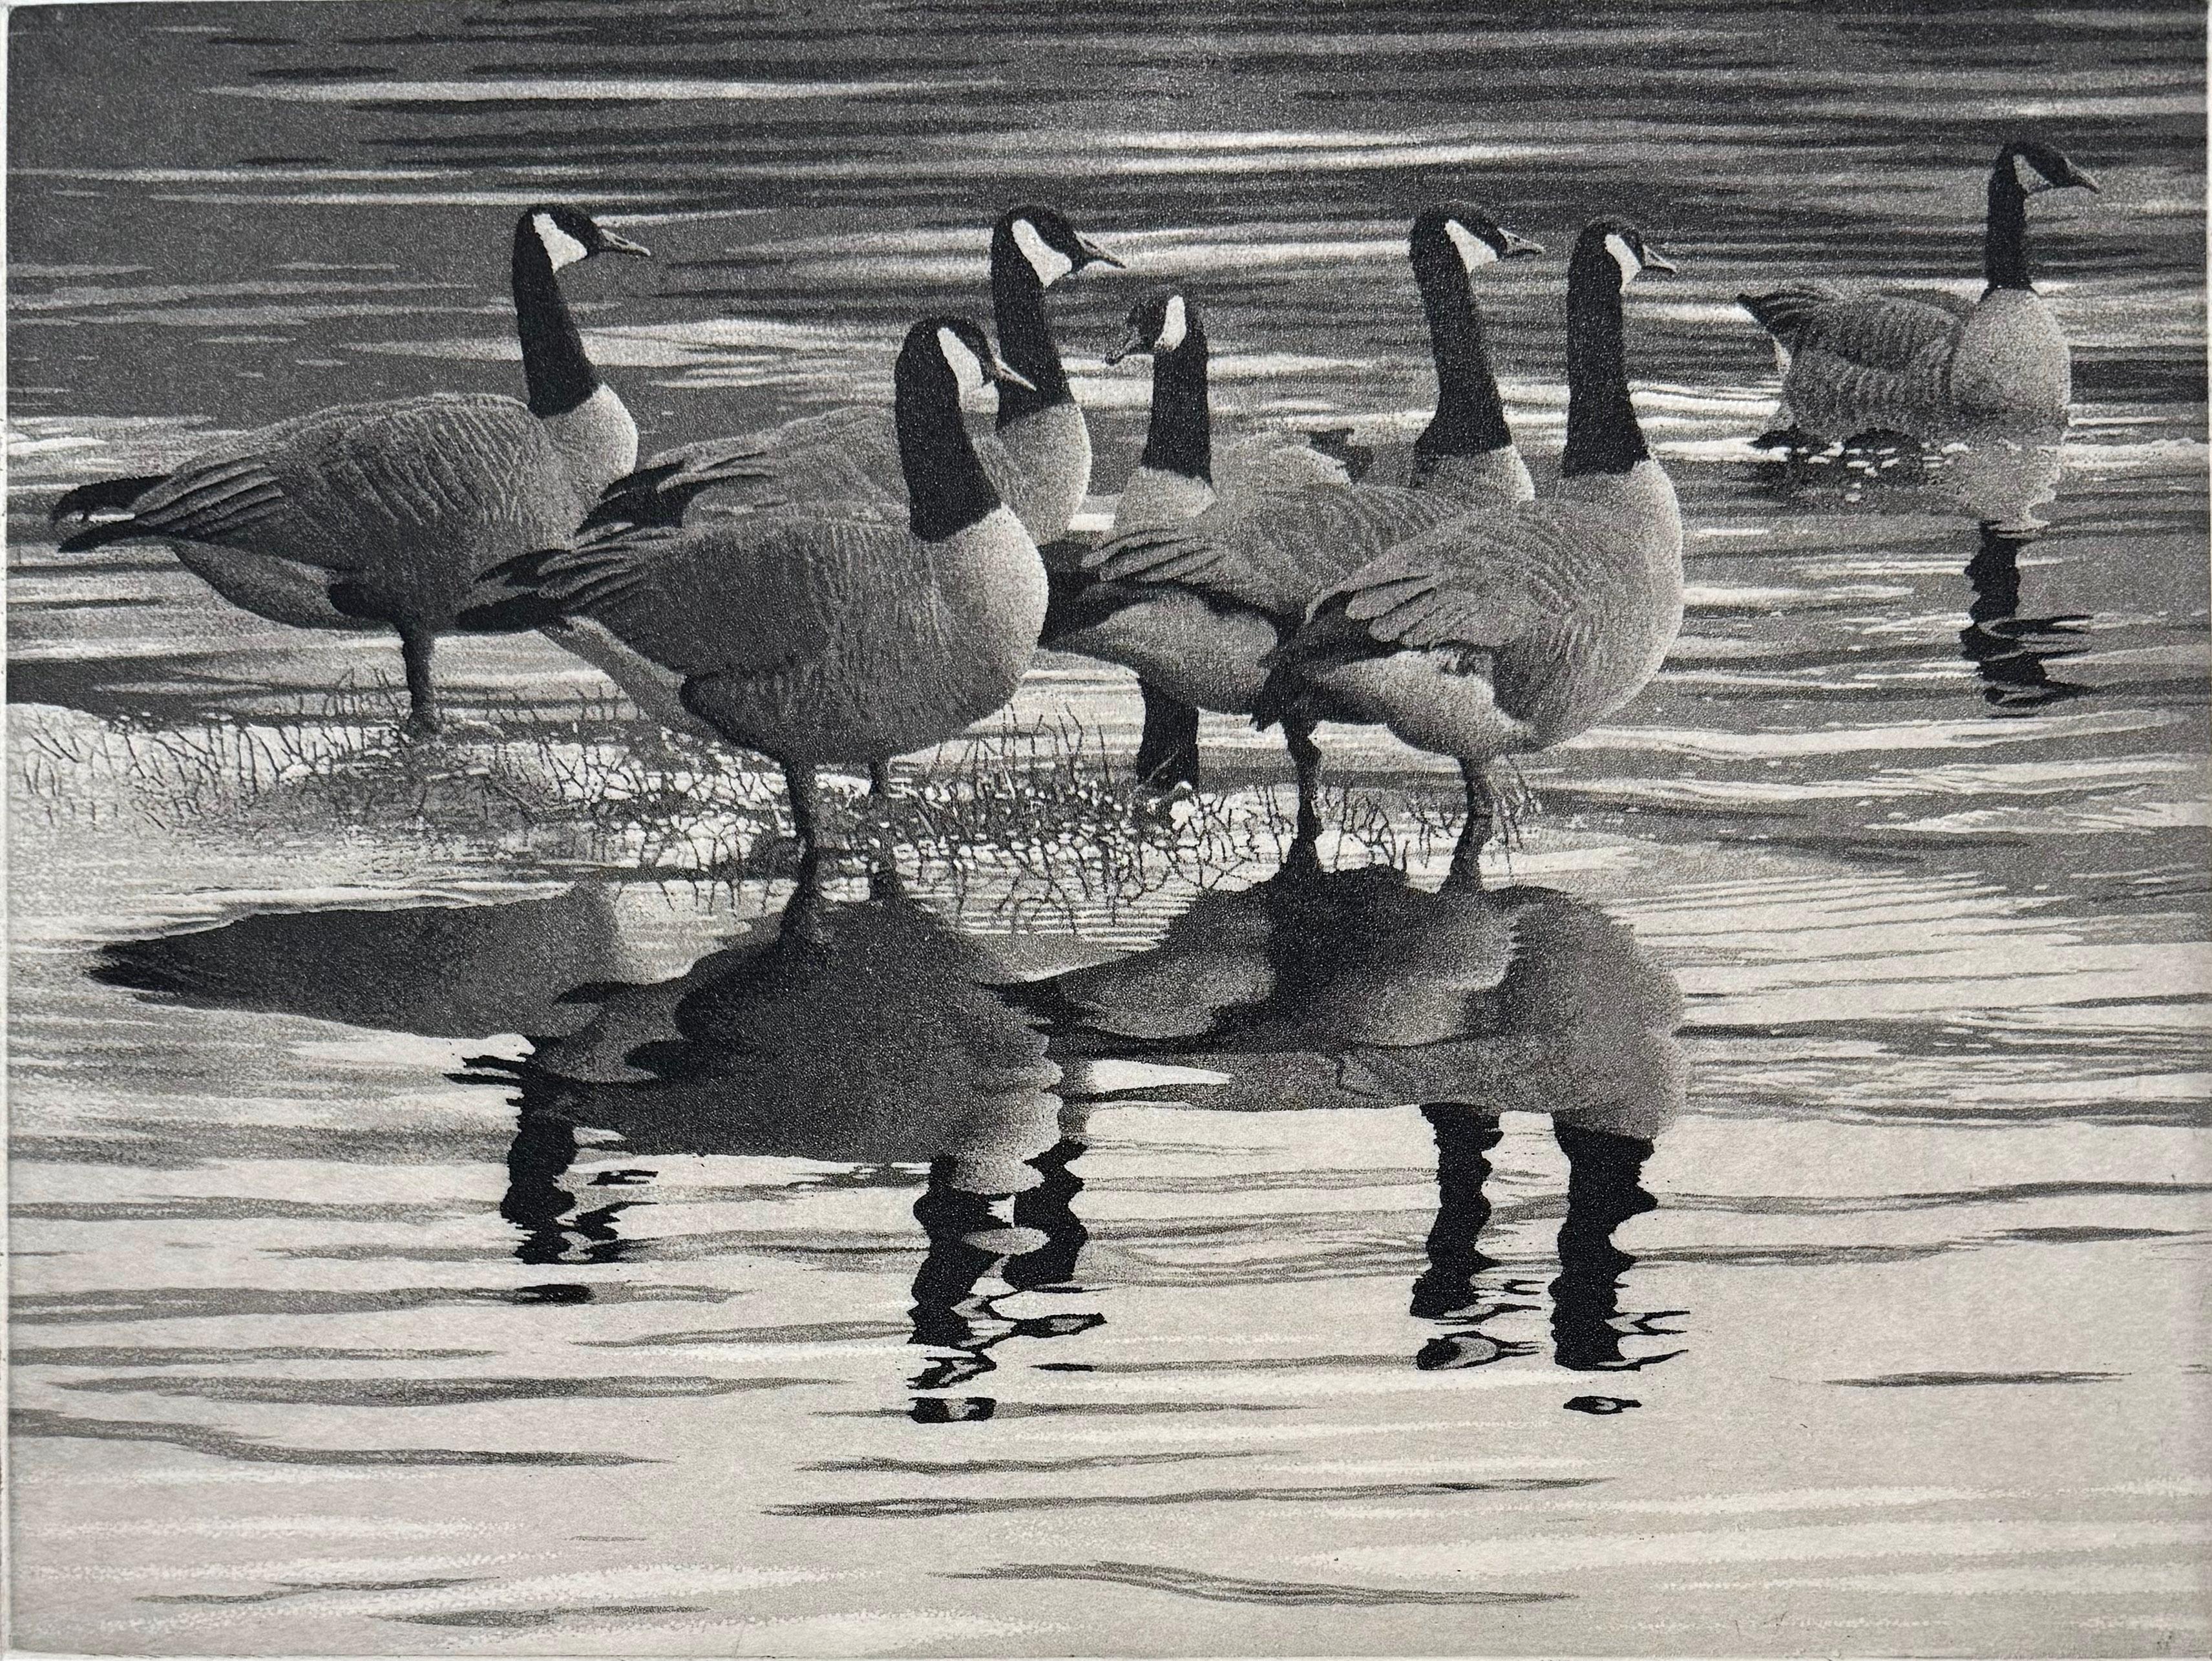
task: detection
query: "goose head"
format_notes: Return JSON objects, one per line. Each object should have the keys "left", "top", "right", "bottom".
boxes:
{"left": 995, "top": 205, "right": 1124, "bottom": 290}
{"left": 1105, "top": 288, "right": 1200, "bottom": 365}
{"left": 1411, "top": 202, "right": 1545, "bottom": 274}
{"left": 1578, "top": 218, "right": 1679, "bottom": 290}
{"left": 1999, "top": 140, "right": 2101, "bottom": 198}
{"left": 902, "top": 315, "right": 1037, "bottom": 407}
{"left": 520, "top": 204, "right": 653, "bottom": 270}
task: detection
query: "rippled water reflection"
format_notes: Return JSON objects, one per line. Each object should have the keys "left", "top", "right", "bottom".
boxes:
{"left": 8, "top": 1, "right": 2210, "bottom": 1655}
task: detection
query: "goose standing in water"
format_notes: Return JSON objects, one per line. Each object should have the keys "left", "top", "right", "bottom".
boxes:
{"left": 1739, "top": 140, "right": 2100, "bottom": 445}
{"left": 49, "top": 205, "right": 650, "bottom": 738}
{"left": 490, "top": 318, "right": 1048, "bottom": 851}
{"left": 1104, "top": 205, "right": 1543, "bottom": 787}
{"left": 590, "top": 206, "right": 1120, "bottom": 546}
{"left": 1261, "top": 220, "right": 1685, "bottom": 881}
{"left": 1052, "top": 209, "right": 1542, "bottom": 832}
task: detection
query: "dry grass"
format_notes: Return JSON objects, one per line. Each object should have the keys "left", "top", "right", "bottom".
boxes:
{"left": 10, "top": 687, "right": 1511, "bottom": 924}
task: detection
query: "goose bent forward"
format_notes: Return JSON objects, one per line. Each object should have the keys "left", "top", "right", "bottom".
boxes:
{"left": 488, "top": 318, "right": 1048, "bottom": 852}
{"left": 48, "top": 205, "right": 650, "bottom": 738}
{"left": 1259, "top": 220, "right": 1686, "bottom": 882}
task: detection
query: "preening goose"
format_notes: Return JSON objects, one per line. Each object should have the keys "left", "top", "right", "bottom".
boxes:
{"left": 1740, "top": 140, "right": 2100, "bottom": 443}
{"left": 589, "top": 206, "right": 1121, "bottom": 545}
{"left": 1261, "top": 220, "right": 1685, "bottom": 882}
{"left": 1045, "top": 279, "right": 1525, "bottom": 833}
{"left": 48, "top": 205, "right": 650, "bottom": 738}
{"left": 490, "top": 317, "right": 1049, "bottom": 851}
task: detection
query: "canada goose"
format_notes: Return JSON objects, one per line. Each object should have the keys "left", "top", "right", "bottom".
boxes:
{"left": 1740, "top": 140, "right": 2100, "bottom": 444}
{"left": 489, "top": 317, "right": 1048, "bottom": 851}
{"left": 1086, "top": 206, "right": 1541, "bottom": 788}
{"left": 588, "top": 206, "right": 1121, "bottom": 546}
{"left": 48, "top": 204, "right": 650, "bottom": 739}
{"left": 1260, "top": 220, "right": 1686, "bottom": 882}
{"left": 1230, "top": 203, "right": 1545, "bottom": 503}
{"left": 1046, "top": 264, "right": 1538, "bottom": 833}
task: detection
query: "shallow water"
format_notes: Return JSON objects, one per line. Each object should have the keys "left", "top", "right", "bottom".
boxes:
{"left": 6, "top": 3, "right": 2211, "bottom": 1656}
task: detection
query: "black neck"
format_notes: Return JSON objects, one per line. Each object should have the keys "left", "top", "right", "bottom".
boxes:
{"left": 1411, "top": 248, "right": 1512, "bottom": 459}
{"left": 896, "top": 347, "right": 1003, "bottom": 542}
{"left": 512, "top": 222, "right": 599, "bottom": 418}
{"left": 1559, "top": 241, "right": 1647, "bottom": 478}
{"left": 1985, "top": 158, "right": 2034, "bottom": 292}
{"left": 1140, "top": 317, "right": 1212, "bottom": 483}
{"left": 989, "top": 226, "right": 1071, "bottom": 427}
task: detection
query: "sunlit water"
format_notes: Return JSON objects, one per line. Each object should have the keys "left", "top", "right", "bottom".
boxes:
{"left": 6, "top": 3, "right": 2210, "bottom": 1655}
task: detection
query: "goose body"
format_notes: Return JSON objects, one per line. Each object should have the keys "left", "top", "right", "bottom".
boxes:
{"left": 48, "top": 206, "right": 651, "bottom": 735}
{"left": 590, "top": 207, "right": 1119, "bottom": 547}
{"left": 1265, "top": 220, "right": 1687, "bottom": 880}
{"left": 494, "top": 317, "right": 1048, "bottom": 847}
{"left": 1740, "top": 140, "right": 2099, "bottom": 442}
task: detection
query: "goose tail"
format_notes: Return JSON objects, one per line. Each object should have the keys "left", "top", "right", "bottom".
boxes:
{"left": 582, "top": 446, "right": 774, "bottom": 533}
{"left": 49, "top": 473, "right": 167, "bottom": 552}
{"left": 1736, "top": 283, "right": 1844, "bottom": 348}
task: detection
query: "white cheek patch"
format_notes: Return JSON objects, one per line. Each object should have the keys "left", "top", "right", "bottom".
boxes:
{"left": 533, "top": 212, "right": 589, "bottom": 270}
{"left": 2012, "top": 151, "right": 2050, "bottom": 194}
{"left": 1155, "top": 293, "right": 1187, "bottom": 354}
{"left": 1012, "top": 217, "right": 1075, "bottom": 288}
{"left": 1446, "top": 220, "right": 1499, "bottom": 271}
{"left": 937, "top": 326, "right": 987, "bottom": 395}
{"left": 1605, "top": 231, "right": 1642, "bottom": 286}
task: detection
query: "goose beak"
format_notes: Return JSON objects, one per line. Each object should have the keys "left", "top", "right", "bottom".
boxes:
{"left": 1103, "top": 323, "right": 1150, "bottom": 366}
{"left": 1498, "top": 227, "right": 1546, "bottom": 259}
{"left": 986, "top": 354, "right": 1038, "bottom": 392}
{"left": 597, "top": 229, "right": 653, "bottom": 259}
{"left": 1076, "top": 235, "right": 1126, "bottom": 270}
{"left": 2068, "top": 166, "right": 2102, "bottom": 194}
{"left": 1639, "top": 243, "right": 1680, "bottom": 275}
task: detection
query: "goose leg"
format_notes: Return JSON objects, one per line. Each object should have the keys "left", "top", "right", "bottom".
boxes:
{"left": 869, "top": 761, "right": 894, "bottom": 799}
{"left": 1283, "top": 714, "right": 1325, "bottom": 845}
{"left": 397, "top": 627, "right": 440, "bottom": 740}
{"left": 1451, "top": 758, "right": 1494, "bottom": 885}
{"left": 1133, "top": 681, "right": 1200, "bottom": 789}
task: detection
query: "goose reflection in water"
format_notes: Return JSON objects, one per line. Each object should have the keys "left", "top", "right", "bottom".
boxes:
{"left": 459, "top": 856, "right": 1098, "bottom": 1419}
{"left": 1007, "top": 834, "right": 1690, "bottom": 1385}
{"left": 1754, "top": 416, "right": 2092, "bottom": 712}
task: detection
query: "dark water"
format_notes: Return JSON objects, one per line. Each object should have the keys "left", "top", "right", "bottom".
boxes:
{"left": 7, "top": 3, "right": 2211, "bottom": 1655}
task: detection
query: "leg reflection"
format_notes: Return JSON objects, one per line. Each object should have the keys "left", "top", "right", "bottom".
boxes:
{"left": 908, "top": 1141, "right": 1101, "bottom": 1415}
{"left": 1551, "top": 1122, "right": 1684, "bottom": 1373}
{"left": 1413, "top": 1106, "right": 1540, "bottom": 1370}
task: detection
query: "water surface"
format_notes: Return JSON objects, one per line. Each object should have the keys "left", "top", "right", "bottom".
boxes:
{"left": 6, "top": 3, "right": 2209, "bottom": 1655}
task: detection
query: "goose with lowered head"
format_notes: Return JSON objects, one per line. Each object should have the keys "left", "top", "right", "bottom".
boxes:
{"left": 49, "top": 204, "right": 651, "bottom": 739}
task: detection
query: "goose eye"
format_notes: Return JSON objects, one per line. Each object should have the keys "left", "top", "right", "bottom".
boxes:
{"left": 1444, "top": 220, "right": 1499, "bottom": 270}
{"left": 1011, "top": 217, "right": 1075, "bottom": 288}
{"left": 532, "top": 211, "right": 591, "bottom": 270}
